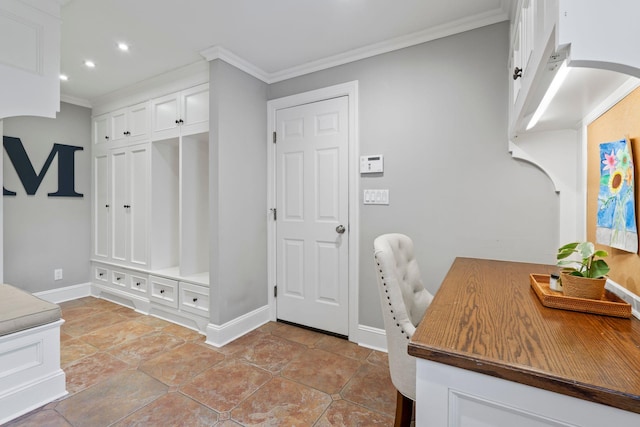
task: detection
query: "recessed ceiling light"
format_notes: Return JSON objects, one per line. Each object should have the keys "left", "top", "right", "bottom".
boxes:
{"left": 59, "top": 74, "right": 69, "bottom": 81}
{"left": 84, "top": 60, "right": 96, "bottom": 68}
{"left": 117, "top": 42, "right": 129, "bottom": 51}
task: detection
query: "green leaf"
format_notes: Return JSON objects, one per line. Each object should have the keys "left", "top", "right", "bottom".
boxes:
{"left": 589, "top": 259, "right": 610, "bottom": 278}
{"left": 577, "top": 242, "right": 595, "bottom": 259}
{"left": 558, "top": 242, "right": 579, "bottom": 251}
{"left": 593, "top": 250, "right": 609, "bottom": 258}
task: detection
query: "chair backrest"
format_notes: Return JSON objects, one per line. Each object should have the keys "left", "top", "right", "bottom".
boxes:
{"left": 374, "top": 233, "right": 433, "bottom": 399}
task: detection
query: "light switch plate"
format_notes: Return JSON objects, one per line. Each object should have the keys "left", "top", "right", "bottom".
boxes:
{"left": 363, "top": 189, "right": 389, "bottom": 205}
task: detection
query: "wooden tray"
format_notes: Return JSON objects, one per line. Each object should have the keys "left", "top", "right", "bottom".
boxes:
{"left": 530, "top": 274, "right": 632, "bottom": 318}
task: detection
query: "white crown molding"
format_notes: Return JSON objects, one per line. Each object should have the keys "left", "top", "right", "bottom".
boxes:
{"left": 200, "top": 6, "right": 508, "bottom": 85}
{"left": 200, "top": 46, "right": 270, "bottom": 83}
{"left": 60, "top": 94, "right": 91, "bottom": 109}
{"left": 266, "top": 6, "right": 509, "bottom": 83}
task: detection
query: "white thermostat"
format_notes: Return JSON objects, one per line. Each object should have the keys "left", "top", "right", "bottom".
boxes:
{"left": 360, "top": 155, "right": 384, "bottom": 173}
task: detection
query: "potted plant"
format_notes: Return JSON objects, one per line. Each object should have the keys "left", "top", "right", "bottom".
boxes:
{"left": 556, "top": 241, "right": 610, "bottom": 299}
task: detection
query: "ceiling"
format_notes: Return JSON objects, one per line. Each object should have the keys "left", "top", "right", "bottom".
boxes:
{"left": 59, "top": 0, "right": 510, "bottom": 106}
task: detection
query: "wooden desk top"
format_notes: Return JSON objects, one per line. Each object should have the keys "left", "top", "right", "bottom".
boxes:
{"left": 408, "top": 257, "right": 640, "bottom": 414}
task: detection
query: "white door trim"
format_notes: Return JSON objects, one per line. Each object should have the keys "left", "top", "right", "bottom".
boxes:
{"left": 267, "top": 81, "right": 359, "bottom": 341}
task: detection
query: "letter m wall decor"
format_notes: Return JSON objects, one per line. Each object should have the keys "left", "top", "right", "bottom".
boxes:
{"left": 3, "top": 136, "right": 83, "bottom": 197}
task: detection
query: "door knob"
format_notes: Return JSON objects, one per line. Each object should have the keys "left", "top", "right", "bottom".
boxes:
{"left": 336, "top": 225, "right": 346, "bottom": 234}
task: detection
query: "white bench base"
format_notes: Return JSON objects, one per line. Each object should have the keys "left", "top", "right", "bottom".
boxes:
{"left": 0, "top": 319, "right": 67, "bottom": 424}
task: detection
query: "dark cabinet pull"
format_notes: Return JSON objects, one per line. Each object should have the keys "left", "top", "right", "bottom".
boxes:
{"left": 160, "top": 289, "right": 165, "bottom": 294}
{"left": 105, "top": 204, "right": 109, "bottom": 208}
{"left": 116, "top": 277, "right": 121, "bottom": 281}
{"left": 513, "top": 67, "right": 523, "bottom": 80}
{"left": 135, "top": 282, "right": 141, "bottom": 287}
{"left": 105, "top": 136, "right": 109, "bottom": 140}
{"left": 175, "top": 120, "right": 180, "bottom": 124}
{"left": 179, "top": 119, "right": 184, "bottom": 124}
{"left": 99, "top": 272, "right": 104, "bottom": 277}
{"left": 123, "top": 204, "right": 131, "bottom": 208}
{"left": 192, "top": 297, "right": 198, "bottom": 303}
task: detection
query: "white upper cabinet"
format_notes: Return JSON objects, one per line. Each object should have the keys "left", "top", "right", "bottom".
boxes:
{"left": 0, "top": 0, "right": 61, "bottom": 118}
{"left": 509, "top": 0, "right": 640, "bottom": 137}
{"left": 558, "top": 0, "right": 640, "bottom": 77}
{"left": 93, "top": 114, "right": 111, "bottom": 147}
{"left": 109, "top": 102, "right": 150, "bottom": 144}
{"left": 151, "top": 84, "right": 209, "bottom": 140}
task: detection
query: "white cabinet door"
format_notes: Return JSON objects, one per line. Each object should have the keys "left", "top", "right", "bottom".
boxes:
{"left": 93, "top": 152, "right": 110, "bottom": 260}
{"left": 128, "top": 144, "right": 149, "bottom": 267}
{"left": 110, "top": 144, "right": 149, "bottom": 267}
{"left": 0, "top": 0, "right": 60, "bottom": 118}
{"left": 180, "top": 84, "right": 209, "bottom": 135}
{"left": 151, "top": 93, "right": 180, "bottom": 139}
{"left": 151, "top": 84, "right": 209, "bottom": 140}
{"left": 93, "top": 114, "right": 111, "bottom": 147}
{"left": 111, "top": 148, "right": 128, "bottom": 263}
{"left": 110, "top": 108, "right": 128, "bottom": 144}
{"left": 110, "top": 102, "right": 150, "bottom": 144}
{"left": 127, "top": 102, "right": 150, "bottom": 142}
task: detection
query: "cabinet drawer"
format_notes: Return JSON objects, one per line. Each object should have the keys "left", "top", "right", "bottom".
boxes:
{"left": 130, "top": 274, "right": 148, "bottom": 295}
{"left": 149, "top": 276, "right": 178, "bottom": 308}
{"left": 111, "top": 270, "right": 128, "bottom": 289}
{"left": 179, "top": 282, "right": 209, "bottom": 316}
{"left": 94, "top": 266, "right": 109, "bottom": 283}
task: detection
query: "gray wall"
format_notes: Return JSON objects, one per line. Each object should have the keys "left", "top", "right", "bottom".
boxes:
{"left": 209, "top": 60, "right": 269, "bottom": 324}
{"left": 269, "top": 22, "right": 559, "bottom": 328}
{"left": 3, "top": 102, "right": 91, "bottom": 293}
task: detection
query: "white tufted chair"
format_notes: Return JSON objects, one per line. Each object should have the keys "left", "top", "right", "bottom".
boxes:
{"left": 374, "top": 234, "right": 433, "bottom": 427}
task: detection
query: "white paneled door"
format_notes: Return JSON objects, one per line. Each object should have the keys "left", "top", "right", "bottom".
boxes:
{"left": 275, "top": 96, "right": 349, "bottom": 336}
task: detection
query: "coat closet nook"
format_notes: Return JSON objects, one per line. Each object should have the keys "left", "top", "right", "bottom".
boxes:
{"left": 91, "top": 82, "right": 211, "bottom": 333}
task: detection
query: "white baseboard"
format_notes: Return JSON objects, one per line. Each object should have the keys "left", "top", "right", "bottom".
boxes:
{"left": 357, "top": 324, "right": 387, "bottom": 352}
{"left": 206, "top": 305, "right": 271, "bottom": 348}
{"left": 606, "top": 278, "right": 640, "bottom": 319}
{"left": 34, "top": 282, "right": 93, "bottom": 304}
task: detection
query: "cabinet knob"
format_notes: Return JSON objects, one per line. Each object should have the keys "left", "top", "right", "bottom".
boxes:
{"left": 179, "top": 119, "right": 184, "bottom": 124}
{"left": 175, "top": 120, "right": 180, "bottom": 124}
{"left": 193, "top": 297, "right": 198, "bottom": 303}
{"left": 513, "top": 67, "right": 523, "bottom": 80}
{"left": 105, "top": 204, "right": 110, "bottom": 208}
{"left": 116, "top": 277, "right": 121, "bottom": 281}
{"left": 160, "top": 289, "right": 165, "bottom": 294}
{"left": 136, "top": 282, "right": 141, "bottom": 287}
{"left": 99, "top": 272, "right": 104, "bottom": 277}
{"left": 124, "top": 204, "right": 131, "bottom": 208}
{"left": 105, "top": 136, "right": 109, "bottom": 140}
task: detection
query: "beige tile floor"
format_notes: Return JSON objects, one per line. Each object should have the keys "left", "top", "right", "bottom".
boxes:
{"left": 6, "top": 297, "right": 396, "bottom": 426}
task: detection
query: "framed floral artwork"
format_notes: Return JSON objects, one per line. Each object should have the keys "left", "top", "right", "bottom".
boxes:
{"left": 596, "top": 137, "right": 638, "bottom": 253}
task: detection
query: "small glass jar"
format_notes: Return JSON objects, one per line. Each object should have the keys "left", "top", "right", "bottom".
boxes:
{"left": 549, "top": 273, "right": 562, "bottom": 292}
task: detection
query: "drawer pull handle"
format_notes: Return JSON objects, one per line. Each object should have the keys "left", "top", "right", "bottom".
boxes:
{"left": 116, "top": 277, "right": 121, "bottom": 281}
{"left": 192, "top": 297, "right": 198, "bottom": 303}
{"left": 99, "top": 272, "right": 104, "bottom": 277}
{"left": 160, "top": 289, "right": 165, "bottom": 294}
{"left": 136, "top": 282, "right": 141, "bottom": 287}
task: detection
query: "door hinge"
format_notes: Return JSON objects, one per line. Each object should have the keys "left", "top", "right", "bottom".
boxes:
{"left": 273, "top": 131, "right": 277, "bottom": 143}
{"left": 274, "top": 285, "right": 277, "bottom": 298}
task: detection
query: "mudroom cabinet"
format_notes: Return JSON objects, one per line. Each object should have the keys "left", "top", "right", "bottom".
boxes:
{"left": 91, "top": 82, "right": 211, "bottom": 332}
